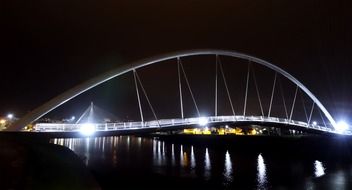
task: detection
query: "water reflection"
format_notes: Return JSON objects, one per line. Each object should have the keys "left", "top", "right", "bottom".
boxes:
{"left": 330, "top": 170, "right": 346, "bottom": 189}
{"left": 314, "top": 160, "right": 325, "bottom": 178}
{"left": 181, "top": 145, "right": 188, "bottom": 167}
{"left": 153, "top": 140, "right": 164, "bottom": 165}
{"left": 204, "top": 148, "right": 211, "bottom": 179}
{"left": 223, "top": 150, "right": 233, "bottom": 185}
{"left": 171, "top": 143, "right": 175, "bottom": 166}
{"left": 180, "top": 145, "right": 184, "bottom": 166}
{"left": 51, "top": 136, "right": 352, "bottom": 189}
{"left": 190, "top": 146, "right": 196, "bottom": 169}
{"left": 257, "top": 153, "right": 267, "bottom": 190}
{"left": 85, "top": 138, "right": 90, "bottom": 165}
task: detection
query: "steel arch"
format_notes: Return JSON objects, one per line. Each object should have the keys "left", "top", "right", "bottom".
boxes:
{"left": 8, "top": 49, "right": 337, "bottom": 131}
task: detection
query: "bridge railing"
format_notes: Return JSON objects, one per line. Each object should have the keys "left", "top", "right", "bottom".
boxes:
{"left": 34, "top": 115, "right": 343, "bottom": 134}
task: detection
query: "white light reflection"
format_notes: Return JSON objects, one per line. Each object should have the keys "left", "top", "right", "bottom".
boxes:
{"left": 127, "top": 136, "right": 130, "bottom": 151}
{"left": 157, "top": 141, "right": 161, "bottom": 157}
{"left": 314, "top": 160, "right": 325, "bottom": 178}
{"left": 153, "top": 139, "right": 156, "bottom": 155}
{"left": 152, "top": 139, "right": 162, "bottom": 165}
{"left": 191, "top": 146, "right": 196, "bottom": 169}
{"left": 138, "top": 137, "right": 142, "bottom": 149}
{"left": 102, "top": 137, "right": 105, "bottom": 153}
{"left": 162, "top": 141, "right": 165, "bottom": 156}
{"left": 223, "top": 150, "right": 233, "bottom": 185}
{"left": 204, "top": 148, "right": 211, "bottom": 180}
{"left": 84, "top": 137, "right": 90, "bottom": 165}
{"left": 180, "top": 145, "right": 184, "bottom": 166}
{"left": 257, "top": 153, "right": 267, "bottom": 190}
{"left": 171, "top": 144, "right": 175, "bottom": 166}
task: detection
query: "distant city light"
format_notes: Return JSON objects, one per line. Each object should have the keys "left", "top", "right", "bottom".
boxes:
{"left": 225, "top": 125, "right": 229, "bottom": 129}
{"left": 7, "top": 114, "right": 14, "bottom": 120}
{"left": 312, "top": 121, "right": 317, "bottom": 126}
{"left": 198, "top": 117, "right": 208, "bottom": 126}
{"left": 71, "top": 116, "right": 75, "bottom": 121}
{"left": 0, "top": 119, "right": 6, "bottom": 124}
{"left": 336, "top": 120, "right": 349, "bottom": 133}
{"left": 80, "top": 123, "right": 96, "bottom": 136}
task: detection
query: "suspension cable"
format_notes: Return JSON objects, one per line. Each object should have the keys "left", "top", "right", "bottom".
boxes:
{"left": 268, "top": 72, "right": 277, "bottom": 117}
{"left": 299, "top": 90, "right": 309, "bottom": 123}
{"left": 177, "top": 58, "right": 184, "bottom": 119}
{"left": 179, "top": 60, "right": 200, "bottom": 117}
{"left": 134, "top": 70, "right": 160, "bottom": 126}
{"left": 133, "top": 70, "right": 144, "bottom": 123}
{"left": 251, "top": 64, "right": 264, "bottom": 117}
{"left": 243, "top": 62, "right": 250, "bottom": 116}
{"left": 219, "top": 57, "right": 236, "bottom": 117}
{"left": 307, "top": 102, "right": 315, "bottom": 125}
{"left": 76, "top": 103, "right": 93, "bottom": 124}
{"left": 215, "top": 55, "right": 218, "bottom": 116}
{"left": 318, "top": 109, "right": 327, "bottom": 128}
{"left": 278, "top": 77, "right": 289, "bottom": 119}
{"left": 289, "top": 85, "right": 299, "bottom": 121}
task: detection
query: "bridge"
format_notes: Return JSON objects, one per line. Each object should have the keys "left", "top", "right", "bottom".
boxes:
{"left": 8, "top": 49, "right": 351, "bottom": 136}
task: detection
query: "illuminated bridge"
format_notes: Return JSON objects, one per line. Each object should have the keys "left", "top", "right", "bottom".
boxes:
{"left": 8, "top": 50, "right": 351, "bottom": 136}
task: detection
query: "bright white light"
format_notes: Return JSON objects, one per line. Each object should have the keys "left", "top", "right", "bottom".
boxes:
{"left": 225, "top": 125, "right": 229, "bottom": 129}
{"left": 205, "top": 127, "right": 209, "bottom": 131}
{"left": 198, "top": 117, "right": 208, "bottom": 126}
{"left": 204, "top": 148, "right": 211, "bottom": 179}
{"left": 257, "top": 153, "right": 267, "bottom": 187}
{"left": 312, "top": 121, "right": 317, "bottom": 126}
{"left": 80, "top": 123, "right": 96, "bottom": 136}
{"left": 7, "top": 114, "right": 13, "bottom": 119}
{"left": 336, "top": 121, "right": 349, "bottom": 132}
{"left": 191, "top": 146, "right": 196, "bottom": 168}
{"left": 71, "top": 116, "right": 75, "bottom": 121}
{"left": 224, "top": 150, "right": 233, "bottom": 183}
{"left": 314, "top": 160, "right": 325, "bottom": 177}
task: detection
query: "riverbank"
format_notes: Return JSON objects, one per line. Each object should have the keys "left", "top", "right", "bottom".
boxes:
{"left": 0, "top": 133, "right": 100, "bottom": 189}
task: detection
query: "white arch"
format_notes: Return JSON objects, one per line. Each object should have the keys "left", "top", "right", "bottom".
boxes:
{"left": 8, "top": 49, "right": 337, "bottom": 131}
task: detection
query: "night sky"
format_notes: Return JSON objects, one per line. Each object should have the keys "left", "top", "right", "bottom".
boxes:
{"left": 1, "top": 1, "right": 351, "bottom": 123}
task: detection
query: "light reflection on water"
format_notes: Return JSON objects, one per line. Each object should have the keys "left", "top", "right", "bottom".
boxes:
{"left": 223, "top": 150, "right": 233, "bottom": 186}
{"left": 51, "top": 136, "right": 352, "bottom": 189}
{"left": 190, "top": 146, "right": 196, "bottom": 169}
{"left": 204, "top": 148, "right": 211, "bottom": 180}
{"left": 257, "top": 153, "right": 267, "bottom": 190}
{"left": 314, "top": 160, "right": 325, "bottom": 178}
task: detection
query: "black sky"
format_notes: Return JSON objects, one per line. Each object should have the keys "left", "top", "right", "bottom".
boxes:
{"left": 1, "top": 0, "right": 351, "bottom": 122}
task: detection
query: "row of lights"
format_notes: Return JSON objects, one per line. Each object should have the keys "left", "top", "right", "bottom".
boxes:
{"left": 78, "top": 116, "right": 350, "bottom": 136}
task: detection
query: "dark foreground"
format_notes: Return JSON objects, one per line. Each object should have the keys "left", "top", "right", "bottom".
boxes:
{"left": 0, "top": 133, "right": 100, "bottom": 190}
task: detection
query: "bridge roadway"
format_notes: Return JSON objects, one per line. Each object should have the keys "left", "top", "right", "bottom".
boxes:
{"left": 34, "top": 115, "right": 349, "bottom": 137}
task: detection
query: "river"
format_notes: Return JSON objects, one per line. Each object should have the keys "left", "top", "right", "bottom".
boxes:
{"left": 52, "top": 135, "right": 352, "bottom": 189}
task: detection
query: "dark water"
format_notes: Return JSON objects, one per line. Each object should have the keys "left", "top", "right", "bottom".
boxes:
{"left": 52, "top": 136, "right": 352, "bottom": 190}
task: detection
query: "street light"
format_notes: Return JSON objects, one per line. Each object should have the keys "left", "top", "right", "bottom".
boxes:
{"left": 7, "top": 114, "right": 14, "bottom": 120}
{"left": 336, "top": 120, "right": 349, "bottom": 133}
{"left": 80, "top": 123, "right": 96, "bottom": 136}
{"left": 198, "top": 117, "right": 208, "bottom": 126}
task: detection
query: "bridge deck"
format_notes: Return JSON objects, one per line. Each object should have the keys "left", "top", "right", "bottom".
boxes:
{"left": 34, "top": 115, "right": 349, "bottom": 135}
